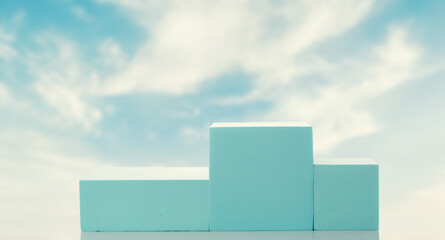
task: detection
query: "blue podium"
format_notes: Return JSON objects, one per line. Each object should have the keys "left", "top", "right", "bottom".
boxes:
{"left": 79, "top": 168, "right": 209, "bottom": 231}
{"left": 314, "top": 158, "right": 379, "bottom": 230}
{"left": 209, "top": 122, "right": 314, "bottom": 230}
{"left": 79, "top": 122, "right": 379, "bottom": 231}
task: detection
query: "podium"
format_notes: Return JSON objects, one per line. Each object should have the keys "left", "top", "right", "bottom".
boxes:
{"left": 314, "top": 158, "right": 379, "bottom": 230}
{"left": 79, "top": 123, "right": 379, "bottom": 231}
{"left": 209, "top": 122, "right": 313, "bottom": 230}
{"left": 80, "top": 168, "right": 209, "bottom": 231}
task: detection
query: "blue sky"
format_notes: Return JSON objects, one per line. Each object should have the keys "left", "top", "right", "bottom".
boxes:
{"left": 1, "top": 0, "right": 445, "bottom": 239}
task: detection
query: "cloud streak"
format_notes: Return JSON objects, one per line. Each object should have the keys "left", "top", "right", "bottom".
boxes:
{"left": 0, "top": 25, "right": 17, "bottom": 60}
{"left": 97, "top": 0, "right": 375, "bottom": 95}
{"left": 258, "top": 26, "right": 429, "bottom": 152}
{"left": 92, "top": 0, "right": 443, "bottom": 153}
{"left": 26, "top": 32, "right": 103, "bottom": 132}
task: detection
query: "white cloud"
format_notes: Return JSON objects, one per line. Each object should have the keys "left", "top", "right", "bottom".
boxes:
{"left": 97, "top": 38, "right": 127, "bottom": 70}
{"left": 96, "top": 0, "right": 436, "bottom": 152}
{"left": 12, "top": 9, "right": 26, "bottom": 25}
{"left": 0, "top": 10, "right": 26, "bottom": 61}
{"left": 96, "top": 0, "right": 375, "bottom": 95}
{"left": 0, "top": 26, "right": 14, "bottom": 42}
{"left": 257, "top": 26, "right": 429, "bottom": 152}
{"left": 0, "top": 25, "right": 17, "bottom": 60}
{"left": 26, "top": 32, "right": 103, "bottom": 132}
{"left": 0, "top": 82, "right": 29, "bottom": 110}
{"left": 34, "top": 80, "right": 102, "bottom": 131}
{"left": 181, "top": 125, "right": 205, "bottom": 139}
{"left": 0, "top": 82, "right": 13, "bottom": 105}
{"left": 71, "top": 5, "right": 92, "bottom": 22}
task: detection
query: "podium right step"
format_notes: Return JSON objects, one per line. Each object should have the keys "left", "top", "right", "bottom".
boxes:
{"left": 314, "top": 158, "right": 379, "bottom": 230}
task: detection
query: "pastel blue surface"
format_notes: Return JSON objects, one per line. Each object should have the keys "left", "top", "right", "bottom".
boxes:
{"left": 79, "top": 180, "right": 209, "bottom": 231}
{"left": 209, "top": 123, "right": 314, "bottom": 230}
{"left": 314, "top": 159, "right": 379, "bottom": 230}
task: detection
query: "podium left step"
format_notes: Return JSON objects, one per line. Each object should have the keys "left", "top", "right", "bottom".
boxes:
{"left": 79, "top": 167, "right": 209, "bottom": 232}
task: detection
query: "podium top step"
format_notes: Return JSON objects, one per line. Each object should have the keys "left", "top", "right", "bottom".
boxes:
{"left": 80, "top": 167, "right": 209, "bottom": 180}
{"left": 314, "top": 158, "right": 378, "bottom": 165}
{"left": 211, "top": 122, "right": 310, "bottom": 128}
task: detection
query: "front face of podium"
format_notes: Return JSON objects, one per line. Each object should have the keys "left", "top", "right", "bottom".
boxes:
{"left": 314, "top": 159, "right": 379, "bottom": 230}
{"left": 209, "top": 124, "right": 314, "bottom": 230}
{"left": 80, "top": 180, "right": 209, "bottom": 232}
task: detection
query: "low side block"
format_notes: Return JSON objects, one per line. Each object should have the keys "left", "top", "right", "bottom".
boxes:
{"left": 314, "top": 158, "right": 379, "bottom": 230}
{"left": 79, "top": 168, "right": 209, "bottom": 232}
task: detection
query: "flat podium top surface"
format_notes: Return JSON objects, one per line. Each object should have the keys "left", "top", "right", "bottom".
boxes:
{"left": 211, "top": 122, "right": 310, "bottom": 127}
{"left": 314, "top": 158, "right": 378, "bottom": 165}
{"left": 80, "top": 167, "right": 209, "bottom": 180}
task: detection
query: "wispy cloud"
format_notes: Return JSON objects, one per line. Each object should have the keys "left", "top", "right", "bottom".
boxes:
{"left": 256, "top": 26, "right": 432, "bottom": 152}
{"left": 26, "top": 32, "right": 103, "bottom": 132}
{"left": 0, "top": 82, "right": 14, "bottom": 105}
{"left": 0, "top": 82, "right": 29, "bottom": 110}
{"left": 70, "top": 5, "right": 93, "bottom": 22}
{"left": 96, "top": 0, "right": 375, "bottom": 95}
{"left": 95, "top": 0, "right": 441, "bottom": 152}
{"left": 97, "top": 38, "right": 127, "bottom": 70}
{"left": 0, "top": 25, "right": 17, "bottom": 60}
{"left": 91, "top": 0, "right": 398, "bottom": 152}
{"left": 5, "top": 0, "right": 440, "bottom": 154}
{"left": 0, "top": 10, "right": 25, "bottom": 61}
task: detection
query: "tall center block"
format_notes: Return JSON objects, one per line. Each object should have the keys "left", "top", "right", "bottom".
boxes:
{"left": 79, "top": 167, "right": 209, "bottom": 232}
{"left": 209, "top": 122, "right": 314, "bottom": 230}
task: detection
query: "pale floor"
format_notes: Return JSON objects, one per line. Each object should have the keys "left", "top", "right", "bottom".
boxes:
{"left": 81, "top": 231, "right": 379, "bottom": 240}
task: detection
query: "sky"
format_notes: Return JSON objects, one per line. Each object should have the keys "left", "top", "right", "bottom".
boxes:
{"left": 0, "top": 0, "right": 444, "bottom": 239}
